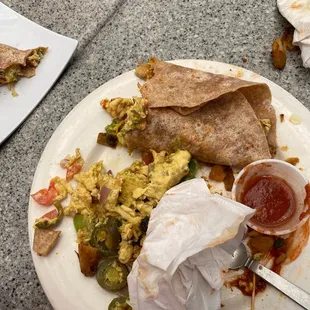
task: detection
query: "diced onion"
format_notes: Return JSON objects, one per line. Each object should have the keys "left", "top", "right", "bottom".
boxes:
{"left": 99, "top": 186, "right": 110, "bottom": 203}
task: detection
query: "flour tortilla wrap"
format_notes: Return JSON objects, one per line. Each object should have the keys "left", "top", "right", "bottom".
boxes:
{"left": 137, "top": 59, "right": 276, "bottom": 157}
{"left": 0, "top": 43, "right": 47, "bottom": 84}
{"left": 123, "top": 91, "right": 272, "bottom": 167}
{"left": 103, "top": 60, "right": 277, "bottom": 168}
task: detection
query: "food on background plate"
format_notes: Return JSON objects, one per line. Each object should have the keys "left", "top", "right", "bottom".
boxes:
{"left": 101, "top": 58, "right": 277, "bottom": 168}
{"left": 0, "top": 43, "right": 47, "bottom": 96}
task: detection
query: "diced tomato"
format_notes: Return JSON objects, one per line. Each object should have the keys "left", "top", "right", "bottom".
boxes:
{"left": 142, "top": 151, "right": 154, "bottom": 165}
{"left": 66, "top": 162, "right": 83, "bottom": 180}
{"left": 31, "top": 180, "right": 58, "bottom": 206}
{"left": 40, "top": 209, "right": 58, "bottom": 219}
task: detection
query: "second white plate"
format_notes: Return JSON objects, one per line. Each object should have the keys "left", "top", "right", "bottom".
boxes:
{"left": 0, "top": 3, "right": 78, "bottom": 144}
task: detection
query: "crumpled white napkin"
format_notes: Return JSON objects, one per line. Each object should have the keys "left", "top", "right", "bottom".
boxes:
{"left": 127, "top": 179, "right": 255, "bottom": 310}
{"left": 278, "top": 0, "right": 310, "bottom": 67}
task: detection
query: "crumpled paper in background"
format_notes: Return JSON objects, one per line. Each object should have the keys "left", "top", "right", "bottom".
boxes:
{"left": 127, "top": 179, "right": 255, "bottom": 310}
{"left": 278, "top": 0, "right": 310, "bottom": 67}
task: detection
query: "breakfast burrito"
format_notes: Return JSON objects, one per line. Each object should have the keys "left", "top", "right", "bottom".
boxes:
{"left": 100, "top": 58, "right": 277, "bottom": 168}
{"left": 0, "top": 43, "right": 47, "bottom": 94}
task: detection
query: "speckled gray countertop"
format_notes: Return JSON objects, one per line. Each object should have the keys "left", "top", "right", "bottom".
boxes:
{"left": 1, "top": 1, "right": 310, "bottom": 309}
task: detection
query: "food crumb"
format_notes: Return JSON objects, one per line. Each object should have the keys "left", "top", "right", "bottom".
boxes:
{"left": 280, "top": 145, "right": 288, "bottom": 151}
{"left": 282, "top": 27, "right": 299, "bottom": 51}
{"left": 209, "top": 165, "right": 226, "bottom": 182}
{"left": 272, "top": 38, "right": 286, "bottom": 70}
{"left": 236, "top": 69, "right": 244, "bottom": 78}
{"left": 242, "top": 57, "right": 247, "bottom": 63}
{"left": 285, "top": 157, "right": 299, "bottom": 166}
{"left": 280, "top": 114, "right": 285, "bottom": 123}
{"left": 290, "top": 2, "right": 303, "bottom": 10}
{"left": 289, "top": 114, "right": 302, "bottom": 125}
{"left": 299, "top": 167, "right": 304, "bottom": 171}
{"left": 201, "top": 175, "right": 209, "bottom": 182}
{"left": 167, "top": 221, "right": 175, "bottom": 226}
{"left": 223, "top": 167, "right": 235, "bottom": 191}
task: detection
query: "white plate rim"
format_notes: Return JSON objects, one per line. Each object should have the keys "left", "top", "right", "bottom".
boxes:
{"left": 0, "top": 3, "right": 78, "bottom": 144}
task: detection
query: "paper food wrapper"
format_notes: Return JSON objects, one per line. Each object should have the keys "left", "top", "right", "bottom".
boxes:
{"left": 128, "top": 179, "right": 255, "bottom": 310}
{"left": 278, "top": 0, "right": 310, "bottom": 68}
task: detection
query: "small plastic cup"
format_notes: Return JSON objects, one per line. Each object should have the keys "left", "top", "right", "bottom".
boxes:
{"left": 232, "top": 159, "right": 310, "bottom": 236}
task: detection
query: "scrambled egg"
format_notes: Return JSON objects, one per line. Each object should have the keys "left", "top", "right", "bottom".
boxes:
{"left": 143, "top": 150, "right": 191, "bottom": 200}
{"left": 53, "top": 177, "right": 73, "bottom": 201}
{"left": 260, "top": 119, "right": 272, "bottom": 135}
{"left": 99, "top": 174, "right": 122, "bottom": 212}
{"left": 67, "top": 183, "right": 92, "bottom": 215}
{"left": 65, "top": 149, "right": 191, "bottom": 263}
{"left": 119, "top": 241, "right": 134, "bottom": 264}
{"left": 65, "top": 161, "right": 117, "bottom": 221}
{"left": 120, "top": 223, "right": 134, "bottom": 241}
{"left": 118, "top": 161, "right": 148, "bottom": 206}
{"left": 74, "top": 161, "right": 103, "bottom": 198}
{"left": 101, "top": 97, "right": 148, "bottom": 145}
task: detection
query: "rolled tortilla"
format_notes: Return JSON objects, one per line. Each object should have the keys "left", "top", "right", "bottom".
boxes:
{"left": 124, "top": 91, "right": 272, "bottom": 167}
{"left": 137, "top": 58, "right": 277, "bottom": 157}
{"left": 102, "top": 59, "right": 277, "bottom": 168}
{"left": 0, "top": 43, "right": 47, "bottom": 85}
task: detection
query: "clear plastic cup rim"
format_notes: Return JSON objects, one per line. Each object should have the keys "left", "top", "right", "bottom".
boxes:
{"left": 232, "top": 159, "right": 310, "bottom": 236}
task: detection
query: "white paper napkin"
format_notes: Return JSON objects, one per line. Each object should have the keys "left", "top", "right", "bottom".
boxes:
{"left": 278, "top": 0, "right": 310, "bottom": 67}
{"left": 127, "top": 179, "right": 255, "bottom": 310}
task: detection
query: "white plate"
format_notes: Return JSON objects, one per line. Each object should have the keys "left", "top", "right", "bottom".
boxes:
{"left": 0, "top": 3, "right": 78, "bottom": 144}
{"left": 28, "top": 60, "right": 310, "bottom": 310}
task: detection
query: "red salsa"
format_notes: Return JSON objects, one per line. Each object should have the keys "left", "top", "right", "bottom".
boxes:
{"left": 240, "top": 175, "right": 296, "bottom": 227}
